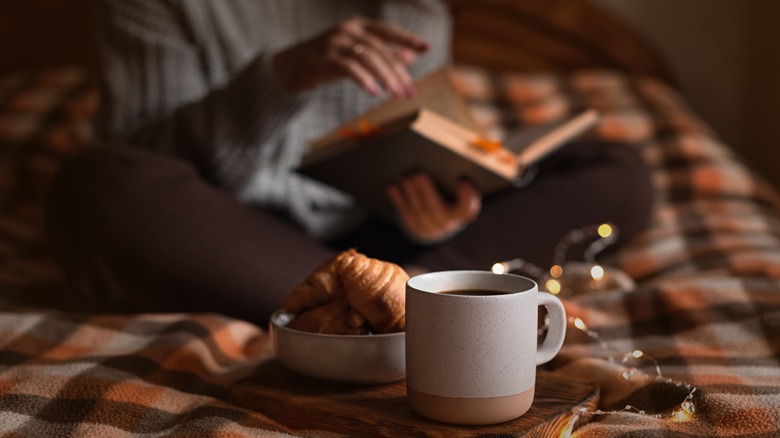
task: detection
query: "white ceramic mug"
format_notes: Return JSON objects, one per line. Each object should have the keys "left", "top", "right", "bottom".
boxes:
{"left": 405, "top": 270, "right": 567, "bottom": 425}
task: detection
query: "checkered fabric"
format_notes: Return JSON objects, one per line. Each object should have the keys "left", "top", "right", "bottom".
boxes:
{"left": 0, "top": 66, "right": 778, "bottom": 437}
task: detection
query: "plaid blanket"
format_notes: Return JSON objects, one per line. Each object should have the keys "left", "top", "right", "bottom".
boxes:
{"left": 0, "top": 66, "right": 779, "bottom": 437}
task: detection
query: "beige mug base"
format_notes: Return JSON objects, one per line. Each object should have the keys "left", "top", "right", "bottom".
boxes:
{"left": 407, "top": 386, "right": 535, "bottom": 425}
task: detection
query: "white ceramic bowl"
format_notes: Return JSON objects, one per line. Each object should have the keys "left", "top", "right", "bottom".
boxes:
{"left": 269, "top": 309, "right": 406, "bottom": 384}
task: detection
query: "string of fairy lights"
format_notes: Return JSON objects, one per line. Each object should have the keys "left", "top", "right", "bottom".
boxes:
{"left": 558, "top": 316, "right": 698, "bottom": 437}
{"left": 491, "top": 223, "right": 698, "bottom": 436}
{"left": 492, "top": 223, "right": 618, "bottom": 296}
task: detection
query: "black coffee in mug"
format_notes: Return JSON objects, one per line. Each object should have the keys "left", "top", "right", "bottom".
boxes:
{"left": 439, "top": 289, "right": 507, "bottom": 296}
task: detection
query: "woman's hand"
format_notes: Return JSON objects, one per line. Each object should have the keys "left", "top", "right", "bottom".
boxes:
{"left": 387, "top": 173, "right": 482, "bottom": 244}
{"left": 272, "top": 16, "right": 429, "bottom": 98}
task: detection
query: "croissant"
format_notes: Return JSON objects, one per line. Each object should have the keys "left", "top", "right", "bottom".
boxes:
{"left": 339, "top": 251, "right": 409, "bottom": 334}
{"left": 283, "top": 250, "right": 350, "bottom": 314}
{"left": 286, "top": 300, "right": 369, "bottom": 335}
{"left": 284, "top": 249, "right": 409, "bottom": 334}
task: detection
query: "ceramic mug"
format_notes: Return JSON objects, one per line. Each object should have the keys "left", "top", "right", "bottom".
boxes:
{"left": 405, "top": 270, "right": 567, "bottom": 425}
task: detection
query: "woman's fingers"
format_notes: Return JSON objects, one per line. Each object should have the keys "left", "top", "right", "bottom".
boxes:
{"left": 389, "top": 174, "right": 483, "bottom": 243}
{"left": 392, "top": 47, "right": 417, "bottom": 67}
{"left": 273, "top": 16, "right": 427, "bottom": 96}
{"left": 335, "top": 56, "right": 383, "bottom": 96}
{"left": 454, "top": 180, "right": 481, "bottom": 223}
{"left": 397, "top": 175, "right": 439, "bottom": 237}
{"left": 362, "top": 19, "right": 430, "bottom": 52}
{"left": 352, "top": 33, "right": 414, "bottom": 97}
{"left": 407, "top": 174, "right": 451, "bottom": 228}
{"left": 387, "top": 184, "right": 428, "bottom": 238}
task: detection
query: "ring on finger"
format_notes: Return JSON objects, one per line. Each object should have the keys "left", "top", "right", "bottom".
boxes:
{"left": 351, "top": 42, "right": 366, "bottom": 57}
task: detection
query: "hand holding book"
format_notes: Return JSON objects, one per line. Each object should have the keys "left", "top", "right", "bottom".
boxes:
{"left": 298, "top": 68, "right": 600, "bottom": 222}
{"left": 387, "top": 173, "right": 481, "bottom": 244}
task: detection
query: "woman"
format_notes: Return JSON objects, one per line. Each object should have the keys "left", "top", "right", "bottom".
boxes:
{"left": 46, "top": 0, "right": 652, "bottom": 323}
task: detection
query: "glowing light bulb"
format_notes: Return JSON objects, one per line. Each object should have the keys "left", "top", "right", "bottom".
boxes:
{"left": 590, "top": 265, "right": 605, "bottom": 281}
{"left": 546, "top": 279, "right": 562, "bottom": 295}
{"left": 550, "top": 264, "right": 564, "bottom": 278}
{"left": 671, "top": 408, "right": 693, "bottom": 423}
{"left": 598, "top": 223, "right": 613, "bottom": 238}
{"left": 492, "top": 262, "right": 506, "bottom": 274}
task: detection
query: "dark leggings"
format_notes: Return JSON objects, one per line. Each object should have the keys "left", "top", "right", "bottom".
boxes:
{"left": 45, "top": 141, "right": 653, "bottom": 324}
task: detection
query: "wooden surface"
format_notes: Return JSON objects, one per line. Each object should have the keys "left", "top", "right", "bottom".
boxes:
{"left": 230, "top": 360, "right": 599, "bottom": 437}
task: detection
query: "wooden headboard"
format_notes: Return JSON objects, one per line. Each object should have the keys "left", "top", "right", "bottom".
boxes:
{"left": 450, "top": 0, "right": 674, "bottom": 82}
{"left": 0, "top": 0, "right": 672, "bottom": 83}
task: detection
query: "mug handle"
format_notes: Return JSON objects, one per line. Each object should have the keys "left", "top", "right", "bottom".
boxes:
{"left": 536, "top": 292, "right": 567, "bottom": 365}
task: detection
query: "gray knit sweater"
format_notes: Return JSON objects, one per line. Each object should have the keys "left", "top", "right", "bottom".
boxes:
{"left": 95, "top": 0, "right": 452, "bottom": 240}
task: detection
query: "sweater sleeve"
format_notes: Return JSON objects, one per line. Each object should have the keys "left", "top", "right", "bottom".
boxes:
{"left": 95, "top": 0, "right": 307, "bottom": 192}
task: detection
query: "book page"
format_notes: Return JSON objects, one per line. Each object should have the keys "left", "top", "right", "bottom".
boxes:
{"left": 360, "top": 69, "right": 482, "bottom": 132}
{"left": 412, "top": 109, "right": 518, "bottom": 181}
{"left": 310, "top": 68, "right": 482, "bottom": 150}
{"left": 511, "top": 109, "right": 600, "bottom": 168}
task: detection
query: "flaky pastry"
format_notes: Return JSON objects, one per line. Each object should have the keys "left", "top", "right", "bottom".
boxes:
{"left": 282, "top": 250, "right": 350, "bottom": 314}
{"left": 283, "top": 249, "right": 409, "bottom": 334}
{"left": 286, "top": 300, "right": 368, "bottom": 335}
{"left": 339, "top": 251, "right": 407, "bottom": 334}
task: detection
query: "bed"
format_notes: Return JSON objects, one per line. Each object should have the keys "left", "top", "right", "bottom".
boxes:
{"left": 1, "top": 1, "right": 779, "bottom": 436}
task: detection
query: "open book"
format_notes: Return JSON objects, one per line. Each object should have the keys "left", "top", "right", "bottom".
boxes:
{"left": 298, "top": 69, "right": 600, "bottom": 220}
